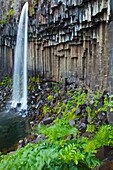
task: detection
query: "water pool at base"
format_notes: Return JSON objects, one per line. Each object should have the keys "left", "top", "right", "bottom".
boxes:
{"left": 0, "top": 110, "right": 29, "bottom": 153}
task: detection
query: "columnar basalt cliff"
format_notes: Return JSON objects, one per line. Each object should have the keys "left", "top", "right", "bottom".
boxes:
{"left": 0, "top": 0, "right": 113, "bottom": 91}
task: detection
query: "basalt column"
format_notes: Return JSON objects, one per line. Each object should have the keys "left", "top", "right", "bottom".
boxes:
{"left": 108, "top": 0, "right": 113, "bottom": 93}
{"left": 0, "top": 0, "right": 112, "bottom": 91}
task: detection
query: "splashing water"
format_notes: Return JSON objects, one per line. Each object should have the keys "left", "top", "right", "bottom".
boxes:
{"left": 12, "top": 2, "right": 28, "bottom": 111}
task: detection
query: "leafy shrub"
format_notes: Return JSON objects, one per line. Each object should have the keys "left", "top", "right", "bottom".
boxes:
{"left": 0, "top": 76, "right": 12, "bottom": 88}
{"left": 28, "top": 76, "right": 40, "bottom": 90}
{"left": 86, "top": 124, "right": 95, "bottom": 133}
{"left": 0, "top": 116, "right": 101, "bottom": 170}
{"left": 35, "top": 117, "right": 78, "bottom": 144}
{"left": 43, "top": 106, "right": 50, "bottom": 115}
{"left": 59, "top": 139, "right": 100, "bottom": 170}
{"left": 0, "top": 134, "right": 100, "bottom": 170}
{"left": 85, "top": 125, "right": 113, "bottom": 152}
{"left": 47, "top": 95, "right": 54, "bottom": 101}
{"left": 53, "top": 85, "right": 59, "bottom": 93}
{"left": 0, "top": 142, "right": 59, "bottom": 170}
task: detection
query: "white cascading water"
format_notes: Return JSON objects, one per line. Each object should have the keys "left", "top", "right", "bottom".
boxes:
{"left": 12, "top": 2, "right": 28, "bottom": 111}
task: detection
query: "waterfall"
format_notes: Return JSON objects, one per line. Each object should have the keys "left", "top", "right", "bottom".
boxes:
{"left": 12, "top": 2, "right": 28, "bottom": 111}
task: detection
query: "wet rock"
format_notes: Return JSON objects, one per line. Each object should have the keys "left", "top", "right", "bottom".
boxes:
{"left": 67, "top": 134, "right": 73, "bottom": 140}
{"left": 33, "top": 134, "right": 47, "bottom": 143}
{"left": 80, "top": 115, "right": 87, "bottom": 124}
{"left": 36, "top": 99, "right": 43, "bottom": 107}
{"left": 0, "top": 96, "right": 3, "bottom": 101}
{"left": 69, "top": 120, "right": 75, "bottom": 126}
{"left": 35, "top": 111, "right": 40, "bottom": 115}
{"left": 74, "top": 117, "right": 80, "bottom": 122}
{"left": 18, "top": 140, "right": 24, "bottom": 144}
{"left": 46, "top": 88, "right": 51, "bottom": 92}
{"left": 95, "top": 159, "right": 113, "bottom": 170}
{"left": 31, "top": 104, "right": 35, "bottom": 109}
{"left": 82, "top": 132, "right": 93, "bottom": 139}
{"left": 35, "top": 93, "right": 38, "bottom": 97}
{"left": 75, "top": 108, "right": 81, "bottom": 115}
{"left": 90, "top": 100, "right": 95, "bottom": 105}
{"left": 54, "top": 93, "right": 59, "bottom": 98}
{"left": 31, "top": 95, "right": 36, "bottom": 99}
{"left": 78, "top": 123, "right": 86, "bottom": 132}
{"left": 107, "top": 109, "right": 113, "bottom": 126}
{"left": 98, "top": 112, "right": 106, "bottom": 121}
{"left": 16, "top": 103, "right": 21, "bottom": 107}
{"left": 24, "top": 134, "right": 37, "bottom": 145}
{"left": 61, "top": 106, "right": 66, "bottom": 112}
{"left": 81, "top": 109, "right": 86, "bottom": 113}
{"left": 96, "top": 146, "right": 113, "bottom": 161}
{"left": 41, "top": 117, "right": 54, "bottom": 125}
{"left": 18, "top": 139, "right": 24, "bottom": 148}
{"left": 52, "top": 98, "right": 56, "bottom": 104}
{"left": 87, "top": 117, "right": 93, "bottom": 123}
{"left": 30, "top": 121, "right": 35, "bottom": 129}
{"left": 0, "top": 104, "right": 4, "bottom": 108}
{"left": 96, "top": 120, "right": 102, "bottom": 126}
{"left": 30, "top": 121, "right": 34, "bottom": 126}
{"left": 3, "top": 92, "right": 7, "bottom": 97}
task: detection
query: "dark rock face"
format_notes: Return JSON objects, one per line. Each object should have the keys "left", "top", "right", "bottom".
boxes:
{"left": 0, "top": 0, "right": 112, "bottom": 91}
{"left": 27, "top": 0, "right": 110, "bottom": 90}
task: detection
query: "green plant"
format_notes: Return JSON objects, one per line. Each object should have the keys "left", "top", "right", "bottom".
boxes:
{"left": 28, "top": 76, "right": 40, "bottom": 90}
{"left": 0, "top": 76, "right": 12, "bottom": 88}
{"left": 53, "top": 85, "right": 59, "bottom": 93}
{"left": 0, "top": 142, "right": 59, "bottom": 170}
{"left": 59, "top": 139, "right": 100, "bottom": 169}
{"left": 0, "top": 19, "right": 7, "bottom": 24}
{"left": 35, "top": 117, "right": 78, "bottom": 144}
{"left": 43, "top": 106, "right": 50, "bottom": 115}
{"left": 63, "top": 107, "right": 76, "bottom": 120}
{"left": 96, "top": 95, "right": 108, "bottom": 112}
{"left": 93, "top": 91, "right": 100, "bottom": 100}
{"left": 7, "top": 9, "right": 14, "bottom": 17}
{"left": 0, "top": 7, "right": 14, "bottom": 25}
{"left": 86, "top": 124, "right": 95, "bottom": 133}
{"left": 85, "top": 125, "right": 113, "bottom": 152}
{"left": 108, "top": 94, "right": 113, "bottom": 111}
{"left": 72, "top": 91, "right": 87, "bottom": 107}
{"left": 0, "top": 138, "right": 100, "bottom": 170}
{"left": 47, "top": 95, "right": 53, "bottom": 101}
{"left": 86, "top": 106, "right": 92, "bottom": 119}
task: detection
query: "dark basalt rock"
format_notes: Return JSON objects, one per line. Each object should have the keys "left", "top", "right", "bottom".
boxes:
{"left": 69, "top": 120, "right": 75, "bottom": 126}
{"left": 16, "top": 103, "right": 21, "bottom": 107}
{"left": 33, "top": 134, "right": 47, "bottom": 144}
{"left": 75, "top": 108, "right": 81, "bottom": 115}
{"left": 78, "top": 123, "right": 86, "bottom": 132}
{"left": 41, "top": 117, "right": 54, "bottom": 125}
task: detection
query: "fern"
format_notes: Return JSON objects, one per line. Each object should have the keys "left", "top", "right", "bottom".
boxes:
{"left": 36, "top": 118, "right": 78, "bottom": 144}
{"left": 59, "top": 139, "right": 100, "bottom": 169}
{"left": 85, "top": 125, "right": 113, "bottom": 152}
